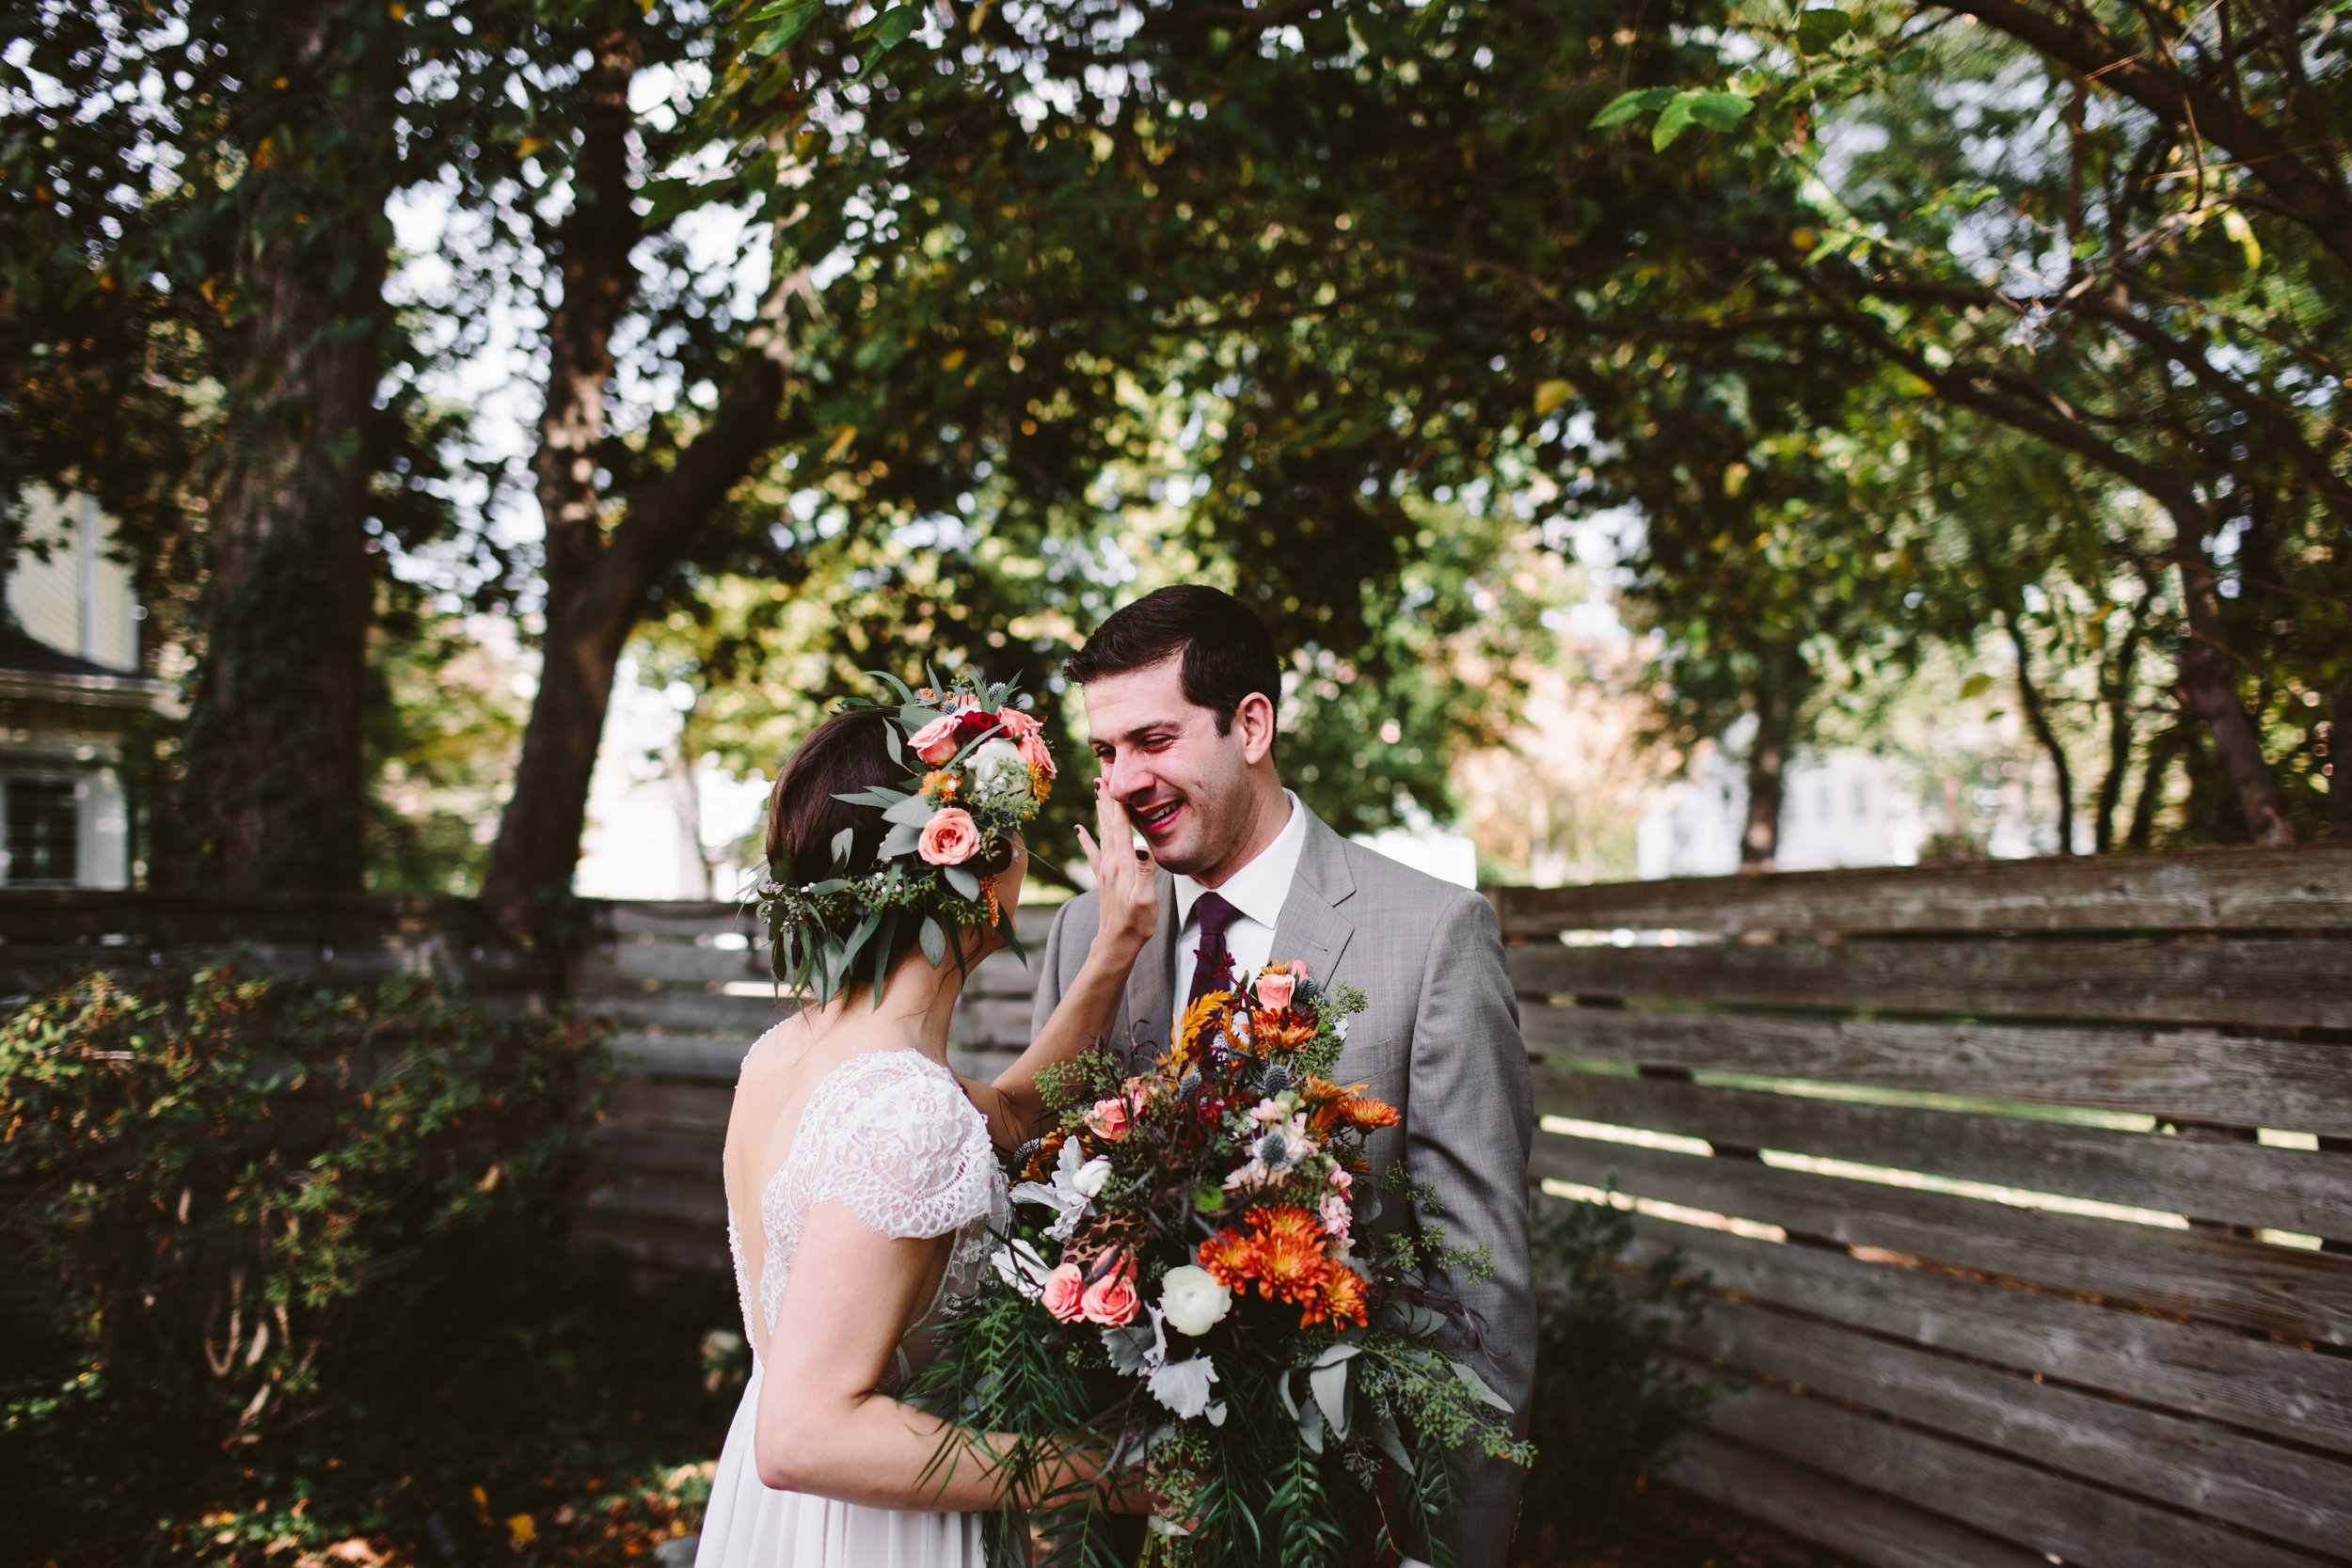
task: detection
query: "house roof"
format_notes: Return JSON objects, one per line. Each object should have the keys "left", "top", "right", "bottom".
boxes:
{"left": 0, "top": 626, "right": 172, "bottom": 712}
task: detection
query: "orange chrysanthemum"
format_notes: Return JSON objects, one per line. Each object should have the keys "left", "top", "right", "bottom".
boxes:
{"left": 1340, "top": 1087, "right": 1400, "bottom": 1131}
{"left": 1303, "top": 1263, "right": 1371, "bottom": 1329}
{"left": 921, "top": 768, "right": 961, "bottom": 801}
{"left": 1196, "top": 1226, "right": 1260, "bottom": 1290}
{"left": 1249, "top": 1009, "right": 1318, "bottom": 1055}
{"left": 1027, "top": 763, "right": 1053, "bottom": 801}
{"left": 1246, "top": 1213, "right": 1330, "bottom": 1307}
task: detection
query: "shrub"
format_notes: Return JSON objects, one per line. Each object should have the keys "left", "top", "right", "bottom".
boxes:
{"left": 1516, "top": 1190, "right": 1722, "bottom": 1549}
{"left": 0, "top": 966, "right": 608, "bottom": 1452}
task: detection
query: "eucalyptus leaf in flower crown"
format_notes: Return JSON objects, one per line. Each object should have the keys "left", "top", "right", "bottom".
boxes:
{"left": 753, "top": 668, "right": 1055, "bottom": 1005}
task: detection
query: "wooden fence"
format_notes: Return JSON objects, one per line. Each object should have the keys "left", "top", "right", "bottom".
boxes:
{"left": 10, "top": 850, "right": 2348, "bottom": 1568}
{"left": 1501, "top": 845, "right": 2352, "bottom": 1568}
{"left": 574, "top": 900, "right": 1054, "bottom": 1271}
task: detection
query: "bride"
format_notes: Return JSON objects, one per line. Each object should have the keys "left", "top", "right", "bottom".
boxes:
{"left": 695, "top": 692, "right": 1158, "bottom": 1566}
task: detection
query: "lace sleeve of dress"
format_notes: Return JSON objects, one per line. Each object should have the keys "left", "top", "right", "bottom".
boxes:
{"left": 807, "top": 1055, "right": 997, "bottom": 1243}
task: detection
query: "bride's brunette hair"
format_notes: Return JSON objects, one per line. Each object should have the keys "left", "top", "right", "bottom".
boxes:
{"left": 764, "top": 709, "right": 1014, "bottom": 987}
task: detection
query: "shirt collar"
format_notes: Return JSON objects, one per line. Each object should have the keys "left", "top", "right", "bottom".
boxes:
{"left": 1173, "top": 790, "right": 1308, "bottom": 932}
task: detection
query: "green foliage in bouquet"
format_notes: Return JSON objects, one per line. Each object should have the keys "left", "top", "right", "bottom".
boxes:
{"left": 1518, "top": 1187, "right": 1724, "bottom": 1548}
{"left": 910, "top": 965, "right": 1530, "bottom": 1567}
{"left": 755, "top": 668, "right": 1052, "bottom": 1005}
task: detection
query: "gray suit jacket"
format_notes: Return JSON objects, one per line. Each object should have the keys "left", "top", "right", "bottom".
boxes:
{"left": 1031, "top": 805, "right": 1534, "bottom": 1568}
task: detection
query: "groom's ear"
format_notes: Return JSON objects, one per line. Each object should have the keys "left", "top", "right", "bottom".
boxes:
{"left": 1232, "top": 690, "right": 1279, "bottom": 767}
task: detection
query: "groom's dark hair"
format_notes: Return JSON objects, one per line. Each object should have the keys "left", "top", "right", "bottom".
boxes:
{"left": 1065, "top": 584, "right": 1281, "bottom": 734}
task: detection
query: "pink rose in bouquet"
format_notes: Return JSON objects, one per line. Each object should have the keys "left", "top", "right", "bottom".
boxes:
{"left": 1040, "top": 1262, "right": 1088, "bottom": 1323}
{"left": 1079, "top": 1252, "right": 1140, "bottom": 1326}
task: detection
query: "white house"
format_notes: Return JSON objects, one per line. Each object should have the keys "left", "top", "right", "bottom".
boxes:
{"left": 0, "top": 487, "right": 171, "bottom": 888}
{"left": 1637, "top": 741, "right": 1919, "bottom": 879}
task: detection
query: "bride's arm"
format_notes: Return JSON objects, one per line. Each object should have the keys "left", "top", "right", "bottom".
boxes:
{"left": 962, "top": 781, "right": 1159, "bottom": 1148}
{"left": 756, "top": 1204, "right": 1141, "bottom": 1511}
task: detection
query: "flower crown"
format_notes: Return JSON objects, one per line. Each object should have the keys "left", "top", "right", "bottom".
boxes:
{"left": 755, "top": 669, "right": 1055, "bottom": 1005}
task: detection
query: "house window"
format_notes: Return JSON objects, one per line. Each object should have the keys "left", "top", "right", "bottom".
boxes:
{"left": 6, "top": 778, "right": 80, "bottom": 885}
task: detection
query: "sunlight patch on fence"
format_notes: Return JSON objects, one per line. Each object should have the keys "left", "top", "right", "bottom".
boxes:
{"left": 1539, "top": 1114, "right": 1713, "bottom": 1157}
{"left": 1539, "top": 1176, "right": 1788, "bottom": 1243}
{"left": 1755, "top": 1148, "right": 2190, "bottom": 1229}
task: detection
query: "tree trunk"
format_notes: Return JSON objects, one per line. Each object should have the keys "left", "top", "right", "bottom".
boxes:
{"left": 2001, "top": 606, "right": 2074, "bottom": 854}
{"left": 2170, "top": 533, "right": 2295, "bottom": 845}
{"left": 2125, "top": 723, "right": 2182, "bottom": 849}
{"left": 2091, "top": 603, "right": 2147, "bottom": 853}
{"left": 2333, "top": 680, "right": 2352, "bottom": 838}
{"left": 176, "top": 137, "right": 389, "bottom": 892}
{"left": 480, "top": 45, "right": 800, "bottom": 933}
{"left": 1740, "top": 680, "right": 1791, "bottom": 872}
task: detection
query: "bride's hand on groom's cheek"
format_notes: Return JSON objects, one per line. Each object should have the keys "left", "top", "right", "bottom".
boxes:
{"left": 1074, "top": 778, "right": 1158, "bottom": 956}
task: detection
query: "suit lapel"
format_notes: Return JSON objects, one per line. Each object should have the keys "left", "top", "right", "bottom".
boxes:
{"left": 1118, "top": 872, "right": 1179, "bottom": 1062}
{"left": 1269, "top": 809, "right": 1358, "bottom": 990}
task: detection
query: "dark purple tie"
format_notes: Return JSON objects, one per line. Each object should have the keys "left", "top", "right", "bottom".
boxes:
{"left": 1185, "top": 891, "right": 1243, "bottom": 1006}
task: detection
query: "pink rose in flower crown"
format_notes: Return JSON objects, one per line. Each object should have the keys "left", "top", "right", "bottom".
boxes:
{"left": 907, "top": 714, "right": 962, "bottom": 766}
{"left": 1041, "top": 1262, "right": 1088, "bottom": 1323}
{"left": 993, "top": 708, "right": 1057, "bottom": 777}
{"left": 917, "top": 807, "right": 981, "bottom": 865}
{"left": 1085, "top": 1096, "right": 1132, "bottom": 1141}
{"left": 1256, "top": 964, "right": 1299, "bottom": 1010}
{"left": 1080, "top": 1252, "right": 1140, "bottom": 1326}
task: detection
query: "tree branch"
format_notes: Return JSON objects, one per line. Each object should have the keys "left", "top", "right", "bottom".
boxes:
{"left": 1927, "top": 0, "right": 2352, "bottom": 274}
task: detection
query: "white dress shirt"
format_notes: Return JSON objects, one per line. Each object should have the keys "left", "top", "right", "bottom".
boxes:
{"left": 1170, "top": 789, "right": 1310, "bottom": 1017}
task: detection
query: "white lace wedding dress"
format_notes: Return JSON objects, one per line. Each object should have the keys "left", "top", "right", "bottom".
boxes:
{"left": 695, "top": 1048, "right": 1009, "bottom": 1567}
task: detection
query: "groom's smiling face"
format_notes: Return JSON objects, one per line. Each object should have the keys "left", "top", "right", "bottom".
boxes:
{"left": 1083, "top": 654, "right": 1279, "bottom": 884}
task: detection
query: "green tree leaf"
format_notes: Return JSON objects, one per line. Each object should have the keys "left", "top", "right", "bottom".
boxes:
{"left": 1685, "top": 90, "right": 1755, "bottom": 134}
{"left": 1589, "top": 87, "right": 1672, "bottom": 129}
{"left": 749, "top": 0, "right": 823, "bottom": 55}
{"left": 1795, "top": 8, "right": 1854, "bottom": 55}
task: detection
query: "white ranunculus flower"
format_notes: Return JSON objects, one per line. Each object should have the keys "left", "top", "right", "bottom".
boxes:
{"left": 967, "top": 737, "right": 1031, "bottom": 800}
{"left": 1072, "top": 1154, "right": 1113, "bottom": 1199}
{"left": 1157, "top": 1264, "right": 1232, "bottom": 1337}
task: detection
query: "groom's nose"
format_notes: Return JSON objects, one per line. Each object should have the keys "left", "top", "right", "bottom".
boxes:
{"left": 1102, "top": 748, "right": 1157, "bottom": 803}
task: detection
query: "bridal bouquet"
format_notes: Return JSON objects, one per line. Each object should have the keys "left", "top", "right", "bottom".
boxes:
{"left": 910, "top": 963, "right": 1530, "bottom": 1567}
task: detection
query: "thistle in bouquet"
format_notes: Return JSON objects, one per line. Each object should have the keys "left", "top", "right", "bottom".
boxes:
{"left": 910, "top": 960, "right": 1531, "bottom": 1567}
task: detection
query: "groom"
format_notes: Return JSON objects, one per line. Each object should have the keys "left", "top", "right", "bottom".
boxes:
{"left": 1031, "top": 585, "right": 1535, "bottom": 1567}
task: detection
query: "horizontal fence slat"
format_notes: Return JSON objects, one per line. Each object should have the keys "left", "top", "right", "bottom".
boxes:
{"left": 1492, "top": 845, "right": 2352, "bottom": 938}
{"left": 0, "top": 890, "right": 514, "bottom": 945}
{"left": 1528, "top": 1007, "right": 2352, "bottom": 1138}
{"left": 1701, "top": 1382, "right": 2326, "bottom": 1568}
{"left": 576, "top": 1209, "right": 730, "bottom": 1274}
{"left": 1541, "top": 1067, "right": 2352, "bottom": 1240}
{"left": 612, "top": 1033, "right": 755, "bottom": 1082}
{"left": 1532, "top": 1136, "right": 2352, "bottom": 1346}
{"left": 592, "top": 1123, "right": 723, "bottom": 1180}
{"left": 1680, "top": 1294, "right": 2352, "bottom": 1555}
{"left": 1658, "top": 1431, "right": 2054, "bottom": 1568}
{"left": 1511, "top": 936, "right": 2352, "bottom": 1029}
{"left": 610, "top": 1080, "right": 732, "bottom": 1132}
{"left": 951, "top": 995, "right": 1041, "bottom": 1049}
{"left": 592, "top": 901, "right": 752, "bottom": 936}
{"left": 1589, "top": 1207, "right": 2352, "bottom": 1457}
{"left": 578, "top": 942, "right": 771, "bottom": 989}
{"left": 579, "top": 990, "right": 791, "bottom": 1035}
{"left": 587, "top": 1171, "right": 727, "bottom": 1228}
